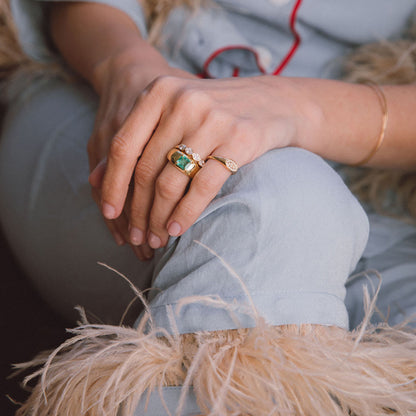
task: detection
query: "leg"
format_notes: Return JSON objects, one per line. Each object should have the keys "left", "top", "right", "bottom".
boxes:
{"left": 0, "top": 76, "right": 154, "bottom": 324}
{"left": 145, "top": 147, "right": 369, "bottom": 333}
{"left": 15, "top": 144, "right": 416, "bottom": 415}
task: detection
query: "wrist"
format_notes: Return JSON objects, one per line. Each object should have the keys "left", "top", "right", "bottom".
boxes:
{"left": 291, "top": 79, "right": 385, "bottom": 165}
{"left": 287, "top": 78, "right": 325, "bottom": 150}
{"left": 256, "top": 76, "right": 324, "bottom": 150}
{"left": 91, "top": 42, "right": 169, "bottom": 94}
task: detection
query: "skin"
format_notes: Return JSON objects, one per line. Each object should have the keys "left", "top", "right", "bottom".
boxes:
{"left": 50, "top": 2, "right": 195, "bottom": 260}
{"left": 49, "top": 2, "right": 416, "bottom": 257}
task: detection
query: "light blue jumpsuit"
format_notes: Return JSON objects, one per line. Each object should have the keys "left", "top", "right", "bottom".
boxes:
{"left": 1, "top": 1, "right": 416, "bottom": 413}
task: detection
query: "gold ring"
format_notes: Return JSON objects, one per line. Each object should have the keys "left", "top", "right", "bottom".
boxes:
{"left": 167, "top": 148, "right": 201, "bottom": 178}
{"left": 207, "top": 156, "right": 239, "bottom": 174}
{"left": 175, "top": 144, "right": 205, "bottom": 167}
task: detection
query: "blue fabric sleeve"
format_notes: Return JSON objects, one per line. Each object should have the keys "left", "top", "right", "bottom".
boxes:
{"left": 10, "top": 0, "right": 148, "bottom": 62}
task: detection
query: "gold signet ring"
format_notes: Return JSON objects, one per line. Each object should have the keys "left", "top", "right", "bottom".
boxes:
{"left": 207, "top": 156, "right": 239, "bottom": 174}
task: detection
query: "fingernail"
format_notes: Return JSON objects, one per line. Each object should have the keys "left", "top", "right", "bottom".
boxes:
{"left": 167, "top": 221, "right": 181, "bottom": 237}
{"left": 102, "top": 202, "right": 116, "bottom": 219}
{"left": 148, "top": 232, "right": 161, "bottom": 249}
{"left": 113, "top": 232, "right": 125, "bottom": 246}
{"left": 130, "top": 227, "right": 144, "bottom": 246}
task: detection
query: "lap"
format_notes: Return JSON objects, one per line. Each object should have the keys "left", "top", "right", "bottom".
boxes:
{"left": 1, "top": 76, "right": 413, "bottom": 332}
{"left": 144, "top": 147, "right": 369, "bottom": 333}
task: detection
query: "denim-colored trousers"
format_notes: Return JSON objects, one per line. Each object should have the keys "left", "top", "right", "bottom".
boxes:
{"left": 0, "top": 76, "right": 369, "bottom": 329}
{"left": 0, "top": 76, "right": 395, "bottom": 415}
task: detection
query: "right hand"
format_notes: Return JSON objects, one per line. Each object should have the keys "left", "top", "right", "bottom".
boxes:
{"left": 88, "top": 45, "right": 196, "bottom": 261}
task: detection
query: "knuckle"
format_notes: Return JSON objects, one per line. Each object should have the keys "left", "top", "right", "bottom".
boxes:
{"left": 109, "top": 134, "right": 130, "bottom": 160}
{"left": 175, "top": 88, "right": 210, "bottom": 112}
{"left": 151, "top": 75, "right": 178, "bottom": 95}
{"left": 134, "top": 161, "right": 155, "bottom": 188}
{"left": 155, "top": 176, "right": 182, "bottom": 201}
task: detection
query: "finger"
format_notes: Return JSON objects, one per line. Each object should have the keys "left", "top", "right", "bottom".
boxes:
{"left": 131, "top": 243, "right": 154, "bottom": 261}
{"left": 141, "top": 243, "right": 155, "bottom": 260}
{"left": 146, "top": 140, "right": 210, "bottom": 249}
{"left": 131, "top": 245, "right": 145, "bottom": 261}
{"left": 100, "top": 78, "right": 172, "bottom": 220}
{"left": 166, "top": 149, "right": 241, "bottom": 237}
{"left": 127, "top": 112, "right": 188, "bottom": 246}
{"left": 88, "top": 89, "right": 112, "bottom": 170}
{"left": 91, "top": 88, "right": 138, "bottom": 168}
{"left": 89, "top": 87, "right": 141, "bottom": 187}
{"left": 105, "top": 218, "right": 126, "bottom": 246}
{"left": 147, "top": 163, "right": 190, "bottom": 248}
{"left": 112, "top": 210, "right": 131, "bottom": 243}
{"left": 91, "top": 187, "right": 128, "bottom": 246}
{"left": 89, "top": 158, "right": 107, "bottom": 189}
{"left": 88, "top": 125, "right": 114, "bottom": 173}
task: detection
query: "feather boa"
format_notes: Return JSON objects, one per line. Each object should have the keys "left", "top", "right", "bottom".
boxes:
{"left": 13, "top": 276, "right": 416, "bottom": 416}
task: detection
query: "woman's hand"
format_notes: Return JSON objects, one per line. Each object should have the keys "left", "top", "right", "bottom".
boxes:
{"left": 95, "top": 75, "right": 321, "bottom": 249}
{"left": 88, "top": 46, "right": 196, "bottom": 260}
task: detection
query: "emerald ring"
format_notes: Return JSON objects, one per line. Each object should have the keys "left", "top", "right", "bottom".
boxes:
{"left": 167, "top": 148, "right": 201, "bottom": 178}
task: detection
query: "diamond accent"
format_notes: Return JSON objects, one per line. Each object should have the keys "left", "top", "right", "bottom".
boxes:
{"left": 198, "top": 160, "right": 205, "bottom": 167}
{"left": 192, "top": 153, "right": 201, "bottom": 162}
{"left": 226, "top": 159, "right": 238, "bottom": 172}
{"left": 178, "top": 144, "right": 186, "bottom": 151}
{"left": 185, "top": 147, "right": 193, "bottom": 155}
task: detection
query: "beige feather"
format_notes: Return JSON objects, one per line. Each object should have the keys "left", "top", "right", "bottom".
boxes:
{"left": 13, "top": 270, "right": 416, "bottom": 416}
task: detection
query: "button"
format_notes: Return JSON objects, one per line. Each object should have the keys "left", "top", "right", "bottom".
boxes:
{"left": 254, "top": 45, "right": 273, "bottom": 71}
{"left": 268, "top": 0, "right": 291, "bottom": 5}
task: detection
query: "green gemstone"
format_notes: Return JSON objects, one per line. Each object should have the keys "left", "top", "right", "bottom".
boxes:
{"left": 175, "top": 154, "right": 192, "bottom": 170}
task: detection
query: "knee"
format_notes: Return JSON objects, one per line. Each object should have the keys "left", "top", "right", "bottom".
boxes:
{"left": 150, "top": 148, "right": 369, "bottom": 332}
{"left": 225, "top": 147, "right": 369, "bottom": 273}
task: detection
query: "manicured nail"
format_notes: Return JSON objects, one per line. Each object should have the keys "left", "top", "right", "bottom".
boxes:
{"left": 148, "top": 232, "right": 161, "bottom": 249}
{"left": 102, "top": 202, "right": 116, "bottom": 219}
{"left": 113, "top": 232, "right": 125, "bottom": 246}
{"left": 167, "top": 221, "right": 181, "bottom": 237}
{"left": 130, "top": 227, "right": 144, "bottom": 246}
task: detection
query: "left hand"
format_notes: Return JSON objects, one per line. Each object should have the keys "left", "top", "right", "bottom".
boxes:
{"left": 95, "top": 75, "right": 319, "bottom": 249}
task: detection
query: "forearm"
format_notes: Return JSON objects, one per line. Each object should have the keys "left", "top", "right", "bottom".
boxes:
{"left": 48, "top": 2, "right": 167, "bottom": 93}
{"left": 290, "top": 77, "right": 416, "bottom": 170}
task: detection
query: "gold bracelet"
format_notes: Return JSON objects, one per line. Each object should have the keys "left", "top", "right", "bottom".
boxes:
{"left": 351, "top": 81, "right": 388, "bottom": 167}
